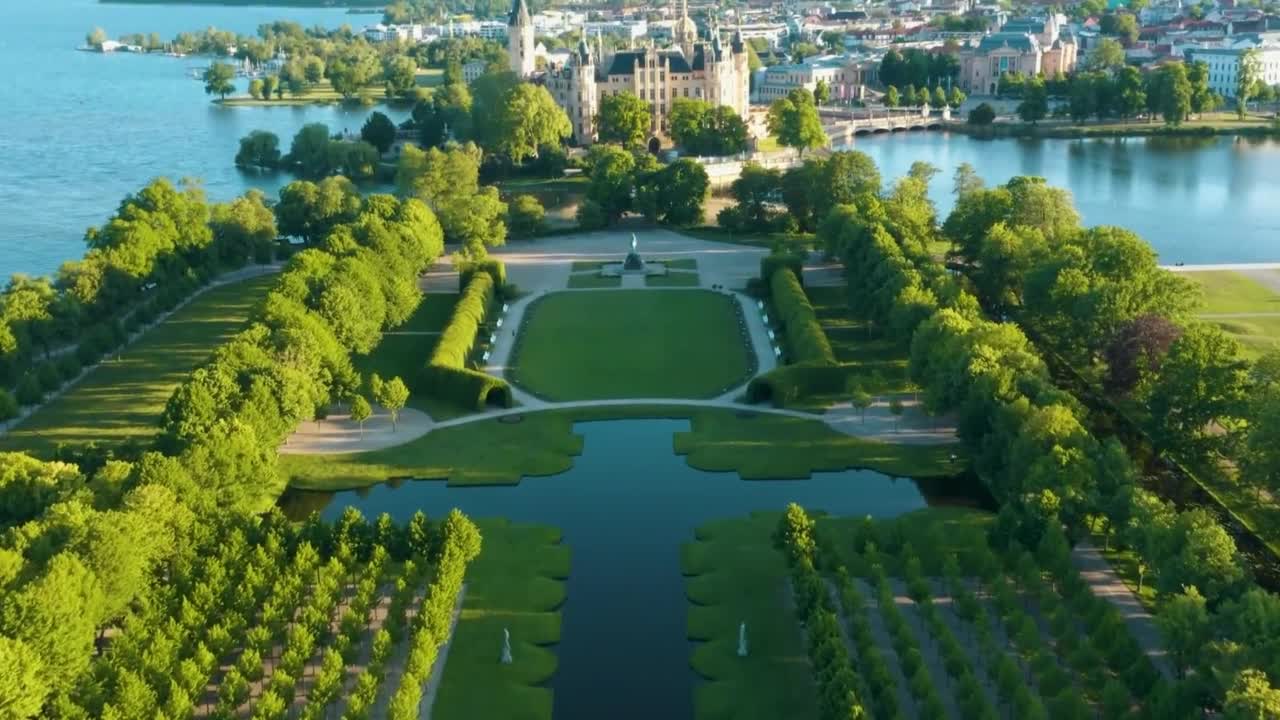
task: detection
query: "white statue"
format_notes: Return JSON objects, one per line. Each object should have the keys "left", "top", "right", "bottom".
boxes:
{"left": 630, "top": 233, "right": 638, "bottom": 254}
{"left": 737, "top": 622, "right": 748, "bottom": 657}
{"left": 501, "top": 627, "right": 513, "bottom": 664}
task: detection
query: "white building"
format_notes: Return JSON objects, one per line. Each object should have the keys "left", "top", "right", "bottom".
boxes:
{"left": 753, "top": 53, "right": 880, "bottom": 102}
{"left": 1186, "top": 45, "right": 1280, "bottom": 98}
{"left": 583, "top": 20, "right": 649, "bottom": 42}
{"left": 363, "top": 24, "right": 430, "bottom": 43}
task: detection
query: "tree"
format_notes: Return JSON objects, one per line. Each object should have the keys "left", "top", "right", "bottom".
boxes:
{"left": 885, "top": 86, "right": 900, "bottom": 108}
{"left": 1158, "top": 586, "right": 1210, "bottom": 676}
{"left": 814, "top": 78, "right": 831, "bottom": 105}
{"left": 492, "top": 84, "right": 571, "bottom": 163}
{"left": 441, "top": 187, "right": 507, "bottom": 258}
{"left": 931, "top": 86, "right": 947, "bottom": 109}
{"left": 1089, "top": 38, "right": 1127, "bottom": 72}
{"left": 889, "top": 397, "right": 904, "bottom": 431}
{"left": 952, "top": 162, "right": 984, "bottom": 197}
{"left": 1101, "top": 12, "right": 1140, "bottom": 44}
{"left": 1115, "top": 66, "right": 1147, "bottom": 120}
{"left": 211, "top": 190, "right": 277, "bottom": 265}
{"left": 327, "top": 48, "right": 379, "bottom": 99}
{"left": 766, "top": 88, "right": 826, "bottom": 156}
{"left": 1103, "top": 314, "right": 1182, "bottom": 394}
{"left": 1225, "top": 668, "right": 1280, "bottom": 720}
{"left": 203, "top": 62, "right": 236, "bottom": 100}
{"left": 727, "top": 162, "right": 782, "bottom": 227}
{"left": 849, "top": 381, "right": 872, "bottom": 422}
{"left": 583, "top": 144, "right": 636, "bottom": 223}
{"left": 904, "top": 84, "right": 918, "bottom": 107}
{"left": 349, "top": 394, "right": 372, "bottom": 437}
{"left": 968, "top": 102, "right": 996, "bottom": 125}
{"left": 383, "top": 55, "right": 418, "bottom": 99}
{"left": 360, "top": 112, "right": 398, "bottom": 155}
{"left": 87, "top": 27, "right": 107, "bottom": 48}
{"left": 1188, "top": 60, "right": 1218, "bottom": 118}
{"left": 235, "top": 130, "right": 281, "bottom": 170}
{"left": 249, "top": 78, "right": 264, "bottom": 101}
{"left": 1018, "top": 76, "right": 1049, "bottom": 123}
{"left": 1154, "top": 62, "right": 1193, "bottom": 125}
{"left": 0, "top": 637, "right": 46, "bottom": 719}
{"left": 596, "top": 91, "right": 651, "bottom": 146}
{"left": 275, "top": 177, "right": 361, "bottom": 244}
{"left": 507, "top": 194, "right": 545, "bottom": 239}
{"left": 284, "top": 123, "right": 335, "bottom": 178}
{"left": 947, "top": 86, "right": 966, "bottom": 108}
{"left": 669, "top": 99, "right": 750, "bottom": 156}
{"left": 263, "top": 75, "right": 280, "bottom": 101}
{"left": 1237, "top": 48, "right": 1263, "bottom": 119}
{"left": 1144, "top": 323, "right": 1249, "bottom": 460}
{"left": 373, "top": 376, "right": 409, "bottom": 431}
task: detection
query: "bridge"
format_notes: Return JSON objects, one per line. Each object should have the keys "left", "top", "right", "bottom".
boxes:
{"left": 819, "top": 107, "right": 954, "bottom": 146}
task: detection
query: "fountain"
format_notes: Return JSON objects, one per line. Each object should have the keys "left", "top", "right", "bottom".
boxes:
{"left": 601, "top": 233, "right": 665, "bottom": 277}
{"left": 623, "top": 233, "right": 645, "bottom": 271}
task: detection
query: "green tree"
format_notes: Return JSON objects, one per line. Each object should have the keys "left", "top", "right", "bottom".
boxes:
{"left": 904, "top": 84, "right": 918, "bottom": 107}
{"left": 203, "top": 61, "right": 236, "bottom": 100}
{"left": 1154, "top": 62, "right": 1193, "bottom": 125}
{"left": 766, "top": 88, "right": 826, "bottom": 156}
{"left": 930, "top": 86, "right": 947, "bottom": 109}
{"left": 349, "top": 394, "right": 372, "bottom": 438}
{"left": 275, "top": 176, "right": 361, "bottom": 244}
{"left": 635, "top": 158, "right": 708, "bottom": 226}
{"left": 373, "top": 376, "right": 409, "bottom": 431}
{"left": 263, "top": 74, "right": 280, "bottom": 100}
{"left": 284, "top": 122, "right": 334, "bottom": 178}
{"left": 0, "top": 637, "right": 46, "bottom": 719}
{"left": 383, "top": 55, "right": 418, "bottom": 99}
{"left": 596, "top": 91, "right": 651, "bottom": 146}
{"left": 327, "top": 48, "right": 379, "bottom": 99}
{"left": 210, "top": 190, "right": 277, "bottom": 265}
{"left": 492, "top": 83, "right": 571, "bottom": 163}
{"left": 849, "top": 382, "right": 872, "bottom": 422}
{"left": 583, "top": 144, "right": 636, "bottom": 223}
{"left": 1018, "top": 76, "right": 1049, "bottom": 123}
{"left": 1089, "top": 38, "right": 1127, "bottom": 71}
{"left": 361, "top": 111, "right": 398, "bottom": 154}
{"left": 1115, "top": 66, "right": 1147, "bottom": 120}
{"left": 507, "top": 194, "right": 545, "bottom": 239}
{"left": 87, "top": 27, "right": 107, "bottom": 48}
{"left": 1144, "top": 323, "right": 1249, "bottom": 459}
{"left": 727, "top": 162, "right": 782, "bottom": 227}
{"left": 1225, "top": 668, "right": 1280, "bottom": 720}
{"left": 885, "top": 85, "right": 900, "bottom": 108}
{"left": 947, "top": 86, "right": 966, "bottom": 108}
{"left": 249, "top": 78, "right": 265, "bottom": 101}
{"left": 234, "top": 128, "right": 282, "bottom": 171}
{"left": 968, "top": 102, "right": 996, "bottom": 125}
{"left": 814, "top": 78, "right": 831, "bottom": 105}
{"left": 1188, "top": 60, "right": 1218, "bottom": 117}
{"left": 1237, "top": 48, "right": 1263, "bottom": 119}
{"left": 1158, "top": 586, "right": 1210, "bottom": 677}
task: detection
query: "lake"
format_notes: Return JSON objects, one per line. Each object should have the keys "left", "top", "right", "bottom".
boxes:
{"left": 281, "top": 418, "right": 984, "bottom": 720}
{"left": 3, "top": 2, "right": 1279, "bottom": 279}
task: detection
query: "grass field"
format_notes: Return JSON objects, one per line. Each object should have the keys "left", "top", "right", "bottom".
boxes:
{"left": 0, "top": 274, "right": 277, "bottom": 457}
{"left": 510, "top": 290, "right": 753, "bottom": 400}
{"left": 565, "top": 273, "right": 620, "bottom": 289}
{"left": 645, "top": 272, "right": 701, "bottom": 287}
{"left": 219, "top": 69, "right": 443, "bottom": 107}
{"left": 434, "top": 519, "right": 568, "bottom": 720}
{"left": 281, "top": 405, "right": 966, "bottom": 491}
{"left": 684, "top": 511, "right": 820, "bottom": 720}
{"left": 1184, "top": 269, "right": 1280, "bottom": 358}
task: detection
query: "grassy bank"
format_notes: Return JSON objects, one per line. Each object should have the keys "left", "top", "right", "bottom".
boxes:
{"left": 1183, "top": 269, "right": 1280, "bottom": 358}
{"left": 433, "top": 518, "right": 568, "bottom": 720}
{"left": 281, "top": 405, "right": 966, "bottom": 491}
{"left": 953, "top": 112, "right": 1278, "bottom": 140}
{"left": 218, "top": 69, "right": 442, "bottom": 107}
{"left": 0, "top": 274, "right": 277, "bottom": 457}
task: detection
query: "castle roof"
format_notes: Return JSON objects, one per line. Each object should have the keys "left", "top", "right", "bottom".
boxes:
{"left": 977, "top": 31, "right": 1037, "bottom": 51}
{"left": 607, "top": 49, "right": 694, "bottom": 75}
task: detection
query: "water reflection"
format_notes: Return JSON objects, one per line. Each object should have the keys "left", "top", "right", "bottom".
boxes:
{"left": 281, "top": 419, "right": 986, "bottom": 720}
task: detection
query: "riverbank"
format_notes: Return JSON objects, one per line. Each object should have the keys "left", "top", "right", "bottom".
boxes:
{"left": 950, "top": 113, "right": 1278, "bottom": 140}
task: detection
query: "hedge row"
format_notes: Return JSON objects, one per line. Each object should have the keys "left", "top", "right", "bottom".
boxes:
{"left": 425, "top": 266, "right": 513, "bottom": 410}
{"left": 771, "top": 268, "right": 836, "bottom": 365}
{"left": 457, "top": 258, "right": 507, "bottom": 289}
{"left": 746, "top": 361, "right": 847, "bottom": 405}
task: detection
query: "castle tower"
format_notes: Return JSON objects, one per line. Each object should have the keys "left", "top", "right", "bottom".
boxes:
{"left": 508, "top": 0, "right": 535, "bottom": 78}
{"left": 674, "top": 0, "right": 698, "bottom": 57}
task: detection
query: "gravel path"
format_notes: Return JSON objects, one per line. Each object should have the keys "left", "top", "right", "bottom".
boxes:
{"left": 1070, "top": 542, "right": 1175, "bottom": 680}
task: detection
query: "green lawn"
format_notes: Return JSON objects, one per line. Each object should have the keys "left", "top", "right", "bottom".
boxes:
{"left": 219, "top": 69, "right": 442, "bottom": 107}
{"left": 434, "top": 518, "right": 567, "bottom": 720}
{"left": 566, "top": 273, "right": 620, "bottom": 289}
{"left": 0, "top": 274, "right": 277, "bottom": 457}
{"left": 282, "top": 405, "right": 966, "bottom": 491}
{"left": 1184, "top": 270, "right": 1280, "bottom": 358}
{"left": 645, "top": 272, "right": 701, "bottom": 287}
{"left": 674, "top": 411, "right": 962, "bottom": 479}
{"left": 510, "top": 290, "right": 754, "bottom": 400}
{"left": 684, "top": 511, "right": 819, "bottom": 720}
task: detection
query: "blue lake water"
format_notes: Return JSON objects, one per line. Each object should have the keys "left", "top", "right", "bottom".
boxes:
{"left": 3, "top": 2, "right": 1279, "bottom": 278}
{"left": 281, "top": 419, "right": 982, "bottom": 720}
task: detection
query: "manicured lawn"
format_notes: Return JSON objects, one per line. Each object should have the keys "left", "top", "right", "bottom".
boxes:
{"left": 683, "top": 511, "right": 820, "bottom": 720}
{"left": 569, "top": 261, "right": 607, "bottom": 272}
{"left": 510, "top": 290, "right": 754, "bottom": 400}
{"left": 0, "top": 274, "right": 277, "bottom": 457}
{"left": 645, "top": 271, "right": 701, "bottom": 287}
{"left": 565, "top": 273, "right": 620, "bottom": 289}
{"left": 282, "top": 406, "right": 967, "bottom": 491}
{"left": 674, "top": 411, "right": 962, "bottom": 479}
{"left": 219, "top": 69, "right": 442, "bottom": 107}
{"left": 1183, "top": 270, "right": 1280, "bottom": 358}
{"left": 434, "top": 518, "right": 568, "bottom": 720}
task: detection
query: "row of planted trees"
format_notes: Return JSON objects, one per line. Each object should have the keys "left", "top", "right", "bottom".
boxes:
{"left": 793, "top": 149, "right": 1280, "bottom": 710}
{"left": 0, "top": 180, "right": 279, "bottom": 413}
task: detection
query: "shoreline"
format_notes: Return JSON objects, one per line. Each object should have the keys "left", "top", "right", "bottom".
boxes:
{"left": 948, "top": 118, "right": 1280, "bottom": 140}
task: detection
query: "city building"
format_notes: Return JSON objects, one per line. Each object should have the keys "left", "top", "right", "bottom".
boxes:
{"left": 752, "top": 54, "right": 880, "bottom": 103}
{"left": 1186, "top": 45, "right": 1280, "bottom": 97}
{"left": 957, "top": 15, "right": 1078, "bottom": 94}
{"left": 518, "top": 0, "right": 751, "bottom": 148}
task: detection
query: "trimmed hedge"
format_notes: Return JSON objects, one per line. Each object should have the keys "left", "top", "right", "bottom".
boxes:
{"left": 760, "top": 253, "right": 805, "bottom": 289}
{"left": 457, "top": 258, "right": 507, "bottom": 290}
{"left": 746, "top": 361, "right": 850, "bottom": 405}
{"left": 425, "top": 268, "right": 513, "bottom": 410}
{"left": 770, "top": 268, "right": 836, "bottom": 365}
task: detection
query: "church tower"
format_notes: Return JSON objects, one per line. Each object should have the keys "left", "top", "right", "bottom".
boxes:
{"left": 508, "top": 0, "right": 535, "bottom": 78}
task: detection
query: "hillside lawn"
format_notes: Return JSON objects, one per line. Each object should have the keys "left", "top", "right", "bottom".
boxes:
{"left": 0, "top": 274, "right": 277, "bottom": 457}
{"left": 1185, "top": 269, "right": 1280, "bottom": 358}
{"left": 509, "top": 290, "right": 754, "bottom": 401}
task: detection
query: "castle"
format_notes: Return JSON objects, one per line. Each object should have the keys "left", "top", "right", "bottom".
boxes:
{"left": 508, "top": 0, "right": 751, "bottom": 147}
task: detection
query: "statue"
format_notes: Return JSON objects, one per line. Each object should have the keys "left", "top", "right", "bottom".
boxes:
{"left": 623, "top": 232, "right": 644, "bottom": 271}
{"left": 630, "top": 233, "right": 638, "bottom": 253}
{"left": 501, "top": 627, "right": 513, "bottom": 664}
{"left": 737, "top": 622, "right": 748, "bottom": 657}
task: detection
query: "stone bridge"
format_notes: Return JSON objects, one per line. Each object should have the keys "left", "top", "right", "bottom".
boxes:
{"left": 819, "top": 107, "right": 953, "bottom": 146}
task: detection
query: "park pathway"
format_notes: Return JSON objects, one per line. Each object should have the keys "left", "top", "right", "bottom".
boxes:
{"left": 1069, "top": 542, "right": 1175, "bottom": 680}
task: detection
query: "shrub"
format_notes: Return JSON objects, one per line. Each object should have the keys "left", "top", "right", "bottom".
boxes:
{"left": 575, "top": 199, "right": 607, "bottom": 230}
{"left": 0, "top": 389, "right": 17, "bottom": 421}
{"left": 759, "top": 253, "right": 806, "bottom": 287}
{"left": 75, "top": 341, "right": 101, "bottom": 367}
{"left": 770, "top": 268, "right": 835, "bottom": 364}
{"left": 425, "top": 272, "right": 513, "bottom": 410}
{"left": 55, "top": 354, "right": 82, "bottom": 382}
{"left": 15, "top": 373, "right": 43, "bottom": 406}
{"left": 507, "top": 194, "right": 546, "bottom": 240}
{"left": 35, "top": 362, "right": 62, "bottom": 393}
{"left": 457, "top": 259, "right": 507, "bottom": 289}
{"left": 968, "top": 102, "right": 996, "bottom": 125}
